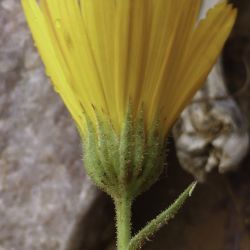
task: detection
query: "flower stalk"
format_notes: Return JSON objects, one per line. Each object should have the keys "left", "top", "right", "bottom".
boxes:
{"left": 114, "top": 181, "right": 197, "bottom": 250}
{"left": 115, "top": 195, "right": 132, "bottom": 250}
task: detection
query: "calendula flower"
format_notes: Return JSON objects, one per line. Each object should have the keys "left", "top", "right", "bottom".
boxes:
{"left": 22, "top": 0, "right": 236, "bottom": 199}
{"left": 22, "top": 1, "right": 236, "bottom": 249}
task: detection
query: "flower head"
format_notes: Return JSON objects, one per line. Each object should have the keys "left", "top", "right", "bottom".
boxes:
{"left": 22, "top": 0, "right": 236, "bottom": 198}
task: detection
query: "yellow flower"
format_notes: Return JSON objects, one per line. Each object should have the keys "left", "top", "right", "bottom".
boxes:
{"left": 22, "top": 0, "right": 236, "bottom": 198}
{"left": 22, "top": 0, "right": 236, "bottom": 137}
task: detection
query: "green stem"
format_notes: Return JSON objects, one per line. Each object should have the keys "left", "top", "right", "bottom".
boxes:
{"left": 115, "top": 194, "right": 132, "bottom": 250}
{"left": 128, "top": 181, "right": 197, "bottom": 250}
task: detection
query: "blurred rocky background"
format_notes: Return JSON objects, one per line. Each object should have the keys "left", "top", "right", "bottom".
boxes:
{"left": 0, "top": 0, "right": 249, "bottom": 250}
{"left": 0, "top": 0, "right": 111, "bottom": 249}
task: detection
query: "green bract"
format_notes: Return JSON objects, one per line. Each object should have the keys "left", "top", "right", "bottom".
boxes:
{"left": 84, "top": 107, "right": 165, "bottom": 200}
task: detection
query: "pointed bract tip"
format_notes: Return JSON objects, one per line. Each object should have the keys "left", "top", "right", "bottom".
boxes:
{"left": 189, "top": 181, "right": 198, "bottom": 197}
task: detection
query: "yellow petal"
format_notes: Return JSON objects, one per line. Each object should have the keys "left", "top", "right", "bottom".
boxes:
{"left": 22, "top": 0, "right": 86, "bottom": 135}
{"left": 161, "top": 2, "right": 237, "bottom": 133}
{"left": 22, "top": 0, "right": 237, "bottom": 137}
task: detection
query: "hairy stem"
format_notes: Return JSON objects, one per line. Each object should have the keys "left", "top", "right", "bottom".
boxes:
{"left": 128, "top": 182, "right": 197, "bottom": 250}
{"left": 115, "top": 194, "right": 132, "bottom": 250}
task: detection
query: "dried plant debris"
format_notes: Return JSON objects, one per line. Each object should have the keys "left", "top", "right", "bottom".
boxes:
{"left": 173, "top": 61, "right": 249, "bottom": 181}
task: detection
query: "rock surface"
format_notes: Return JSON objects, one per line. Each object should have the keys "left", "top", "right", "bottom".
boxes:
{"left": 0, "top": 1, "right": 104, "bottom": 250}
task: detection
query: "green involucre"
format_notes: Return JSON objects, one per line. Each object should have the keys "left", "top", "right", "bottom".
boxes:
{"left": 83, "top": 107, "right": 166, "bottom": 200}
